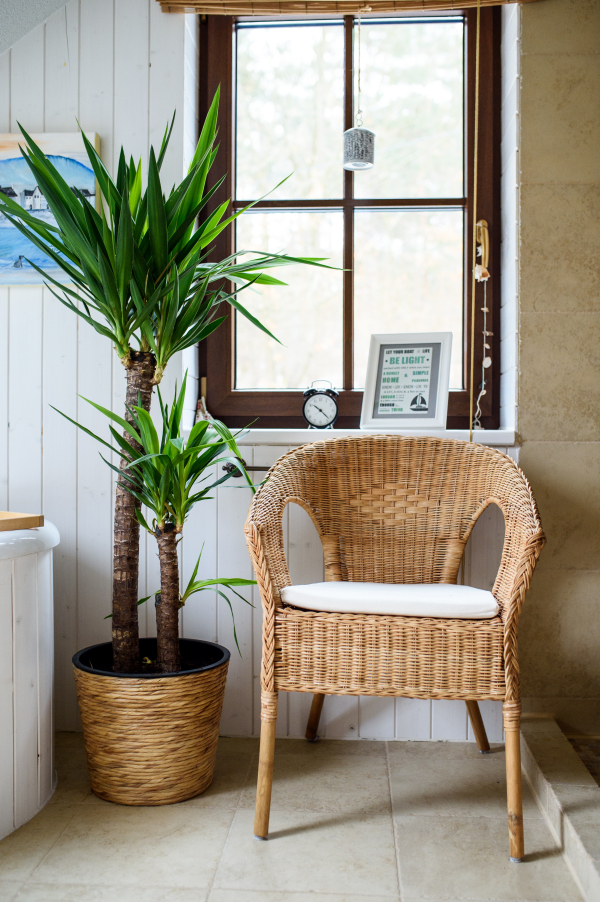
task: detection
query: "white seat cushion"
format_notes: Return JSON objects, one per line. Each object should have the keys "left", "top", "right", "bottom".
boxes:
{"left": 280, "top": 582, "right": 499, "bottom": 620}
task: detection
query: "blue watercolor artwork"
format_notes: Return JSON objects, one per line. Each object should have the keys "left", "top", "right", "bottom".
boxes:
{"left": 0, "top": 133, "right": 98, "bottom": 285}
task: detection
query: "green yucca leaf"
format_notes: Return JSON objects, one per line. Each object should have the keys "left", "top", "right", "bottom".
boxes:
{"left": 147, "top": 146, "right": 169, "bottom": 278}
{"left": 156, "top": 112, "right": 176, "bottom": 172}
{"left": 115, "top": 182, "right": 134, "bottom": 301}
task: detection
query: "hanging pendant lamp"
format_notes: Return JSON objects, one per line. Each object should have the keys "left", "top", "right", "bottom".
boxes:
{"left": 344, "top": 6, "right": 375, "bottom": 171}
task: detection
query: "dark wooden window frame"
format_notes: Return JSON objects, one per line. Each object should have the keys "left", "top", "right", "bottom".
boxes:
{"left": 199, "top": 8, "right": 501, "bottom": 429}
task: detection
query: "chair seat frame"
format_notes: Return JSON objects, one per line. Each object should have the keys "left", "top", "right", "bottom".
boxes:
{"left": 245, "top": 436, "right": 545, "bottom": 861}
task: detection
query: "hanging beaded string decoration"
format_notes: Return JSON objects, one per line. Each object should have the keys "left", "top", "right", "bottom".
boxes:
{"left": 473, "top": 219, "right": 491, "bottom": 430}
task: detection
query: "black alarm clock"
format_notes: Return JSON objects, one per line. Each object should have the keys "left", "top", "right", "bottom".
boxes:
{"left": 302, "top": 381, "right": 339, "bottom": 429}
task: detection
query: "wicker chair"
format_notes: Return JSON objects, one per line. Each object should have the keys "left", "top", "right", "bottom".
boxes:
{"left": 245, "top": 435, "right": 544, "bottom": 860}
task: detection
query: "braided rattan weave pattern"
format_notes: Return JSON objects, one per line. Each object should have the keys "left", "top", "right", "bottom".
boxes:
{"left": 245, "top": 435, "right": 544, "bottom": 703}
{"left": 74, "top": 659, "right": 228, "bottom": 805}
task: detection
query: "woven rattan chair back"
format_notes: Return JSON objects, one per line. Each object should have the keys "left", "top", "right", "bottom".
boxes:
{"left": 248, "top": 435, "right": 541, "bottom": 614}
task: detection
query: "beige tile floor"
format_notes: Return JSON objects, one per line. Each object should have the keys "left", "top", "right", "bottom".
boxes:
{"left": 0, "top": 732, "right": 584, "bottom": 902}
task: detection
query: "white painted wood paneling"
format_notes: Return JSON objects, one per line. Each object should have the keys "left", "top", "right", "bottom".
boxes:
{"left": 180, "top": 465, "right": 219, "bottom": 645}
{"left": 0, "top": 289, "right": 8, "bottom": 510}
{"left": 0, "top": 50, "right": 10, "bottom": 130}
{"left": 10, "top": 25, "right": 45, "bottom": 132}
{"left": 396, "top": 698, "right": 431, "bottom": 741}
{"left": 12, "top": 554, "right": 40, "bottom": 827}
{"left": 76, "top": 321, "right": 113, "bottom": 649}
{"left": 8, "top": 289, "right": 43, "bottom": 515}
{"left": 0, "top": 560, "right": 13, "bottom": 839}
{"left": 217, "top": 448, "right": 255, "bottom": 737}
{"left": 36, "top": 549, "right": 54, "bottom": 807}
{"left": 44, "top": 2, "right": 79, "bottom": 128}
{"left": 432, "top": 700, "right": 469, "bottom": 742}
{"left": 0, "top": 532, "right": 59, "bottom": 840}
{"left": 43, "top": 293, "right": 79, "bottom": 731}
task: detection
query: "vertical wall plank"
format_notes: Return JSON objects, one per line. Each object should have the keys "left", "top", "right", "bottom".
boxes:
{"left": 0, "top": 560, "right": 14, "bottom": 839}
{"left": 44, "top": 1, "right": 79, "bottom": 129}
{"left": 42, "top": 293, "right": 78, "bottom": 730}
{"left": 149, "top": 0, "right": 185, "bottom": 188}
{"left": 79, "top": 0, "right": 114, "bottom": 166}
{"left": 10, "top": 25, "right": 45, "bottom": 132}
{"left": 181, "top": 463, "right": 218, "bottom": 645}
{"left": 0, "top": 290, "right": 8, "bottom": 510}
{"left": 395, "top": 698, "right": 431, "bottom": 741}
{"left": 359, "top": 697, "right": 395, "bottom": 740}
{"left": 8, "top": 289, "right": 43, "bottom": 514}
{"left": 76, "top": 326, "right": 113, "bottom": 649}
{"left": 217, "top": 448, "right": 254, "bottom": 737}
{"left": 114, "top": 0, "right": 150, "bottom": 171}
{"left": 322, "top": 695, "right": 359, "bottom": 740}
{"left": 0, "top": 50, "right": 10, "bottom": 131}
{"left": 13, "top": 555, "right": 39, "bottom": 827}
{"left": 432, "top": 700, "right": 468, "bottom": 741}
{"left": 287, "top": 503, "right": 324, "bottom": 586}
{"left": 36, "top": 550, "right": 54, "bottom": 806}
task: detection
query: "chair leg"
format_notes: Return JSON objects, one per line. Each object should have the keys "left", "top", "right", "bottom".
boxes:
{"left": 305, "top": 693, "right": 325, "bottom": 742}
{"left": 466, "top": 700, "right": 490, "bottom": 753}
{"left": 504, "top": 701, "right": 524, "bottom": 862}
{"left": 254, "top": 690, "right": 278, "bottom": 840}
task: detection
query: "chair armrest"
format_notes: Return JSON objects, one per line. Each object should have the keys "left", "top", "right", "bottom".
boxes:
{"left": 244, "top": 517, "right": 291, "bottom": 614}
{"left": 494, "top": 523, "right": 545, "bottom": 701}
{"left": 245, "top": 516, "right": 292, "bottom": 694}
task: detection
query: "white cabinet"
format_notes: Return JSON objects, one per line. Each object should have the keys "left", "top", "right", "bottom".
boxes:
{"left": 0, "top": 523, "right": 59, "bottom": 840}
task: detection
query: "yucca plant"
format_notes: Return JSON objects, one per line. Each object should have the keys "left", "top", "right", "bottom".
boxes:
{"left": 56, "top": 376, "right": 256, "bottom": 673}
{"left": 0, "top": 90, "right": 325, "bottom": 672}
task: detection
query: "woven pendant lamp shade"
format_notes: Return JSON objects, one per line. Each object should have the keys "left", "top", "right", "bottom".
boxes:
{"left": 343, "top": 127, "right": 375, "bottom": 170}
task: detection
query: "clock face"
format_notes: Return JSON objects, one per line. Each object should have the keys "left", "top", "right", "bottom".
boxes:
{"left": 303, "top": 392, "right": 338, "bottom": 428}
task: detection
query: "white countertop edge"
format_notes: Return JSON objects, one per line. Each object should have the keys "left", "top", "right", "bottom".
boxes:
{"left": 0, "top": 521, "right": 60, "bottom": 561}
{"left": 234, "top": 428, "right": 517, "bottom": 447}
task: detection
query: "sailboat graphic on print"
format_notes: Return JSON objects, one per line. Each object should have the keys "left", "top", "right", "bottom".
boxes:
{"left": 410, "top": 393, "right": 428, "bottom": 412}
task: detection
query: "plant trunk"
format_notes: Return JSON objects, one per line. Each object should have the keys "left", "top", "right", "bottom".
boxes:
{"left": 156, "top": 524, "right": 181, "bottom": 673}
{"left": 112, "top": 350, "right": 156, "bottom": 673}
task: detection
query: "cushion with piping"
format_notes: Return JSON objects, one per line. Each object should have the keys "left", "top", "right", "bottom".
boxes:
{"left": 280, "top": 581, "right": 499, "bottom": 619}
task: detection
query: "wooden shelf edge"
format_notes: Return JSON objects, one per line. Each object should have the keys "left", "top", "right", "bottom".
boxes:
{"left": 0, "top": 512, "right": 45, "bottom": 532}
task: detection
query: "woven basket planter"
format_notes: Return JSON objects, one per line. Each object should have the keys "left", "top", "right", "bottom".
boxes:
{"left": 73, "top": 638, "right": 230, "bottom": 806}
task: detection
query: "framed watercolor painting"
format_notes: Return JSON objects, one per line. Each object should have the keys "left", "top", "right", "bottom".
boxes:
{"left": 0, "top": 132, "right": 99, "bottom": 285}
{"left": 360, "top": 332, "right": 453, "bottom": 431}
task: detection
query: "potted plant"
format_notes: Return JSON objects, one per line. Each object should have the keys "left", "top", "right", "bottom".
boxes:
{"left": 0, "top": 91, "right": 322, "bottom": 673}
{"left": 64, "top": 376, "right": 257, "bottom": 804}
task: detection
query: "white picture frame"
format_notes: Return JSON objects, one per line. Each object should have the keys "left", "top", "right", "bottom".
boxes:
{"left": 360, "top": 332, "right": 453, "bottom": 431}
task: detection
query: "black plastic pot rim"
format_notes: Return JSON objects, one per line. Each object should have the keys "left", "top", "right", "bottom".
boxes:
{"left": 72, "top": 638, "right": 231, "bottom": 679}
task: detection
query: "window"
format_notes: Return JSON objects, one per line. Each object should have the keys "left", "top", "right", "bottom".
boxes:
{"left": 200, "top": 9, "right": 500, "bottom": 428}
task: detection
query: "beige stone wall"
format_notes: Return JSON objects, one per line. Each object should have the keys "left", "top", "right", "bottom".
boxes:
{"left": 517, "top": 0, "right": 600, "bottom": 733}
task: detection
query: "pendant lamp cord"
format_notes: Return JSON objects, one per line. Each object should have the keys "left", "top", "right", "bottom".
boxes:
{"left": 356, "top": 6, "right": 371, "bottom": 127}
{"left": 469, "top": 0, "right": 481, "bottom": 443}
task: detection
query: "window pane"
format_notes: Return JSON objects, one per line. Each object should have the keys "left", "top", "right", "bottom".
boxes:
{"left": 236, "top": 23, "right": 344, "bottom": 200}
{"left": 235, "top": 211, "right": 343, "bottom": 389}
{"left": 353, "top": 209, "right": 464, "bottom": 389}
{"left": 354, "top": 20, "right": 464, "bottom": 199}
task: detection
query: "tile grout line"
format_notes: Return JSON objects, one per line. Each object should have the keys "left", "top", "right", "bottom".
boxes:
{"left": 385, "top": 741, "right": 403, "bottom": 901}
{"left": 204, "top": 744, "right": 259, "bottom": 900}
{"left": 19, "top": 805, "right": 79, "bottom": 887}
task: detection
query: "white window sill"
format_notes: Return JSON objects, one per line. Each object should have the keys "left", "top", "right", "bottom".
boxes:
{"left": 236, "top": 428, "right": 516, "bottom": 447}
